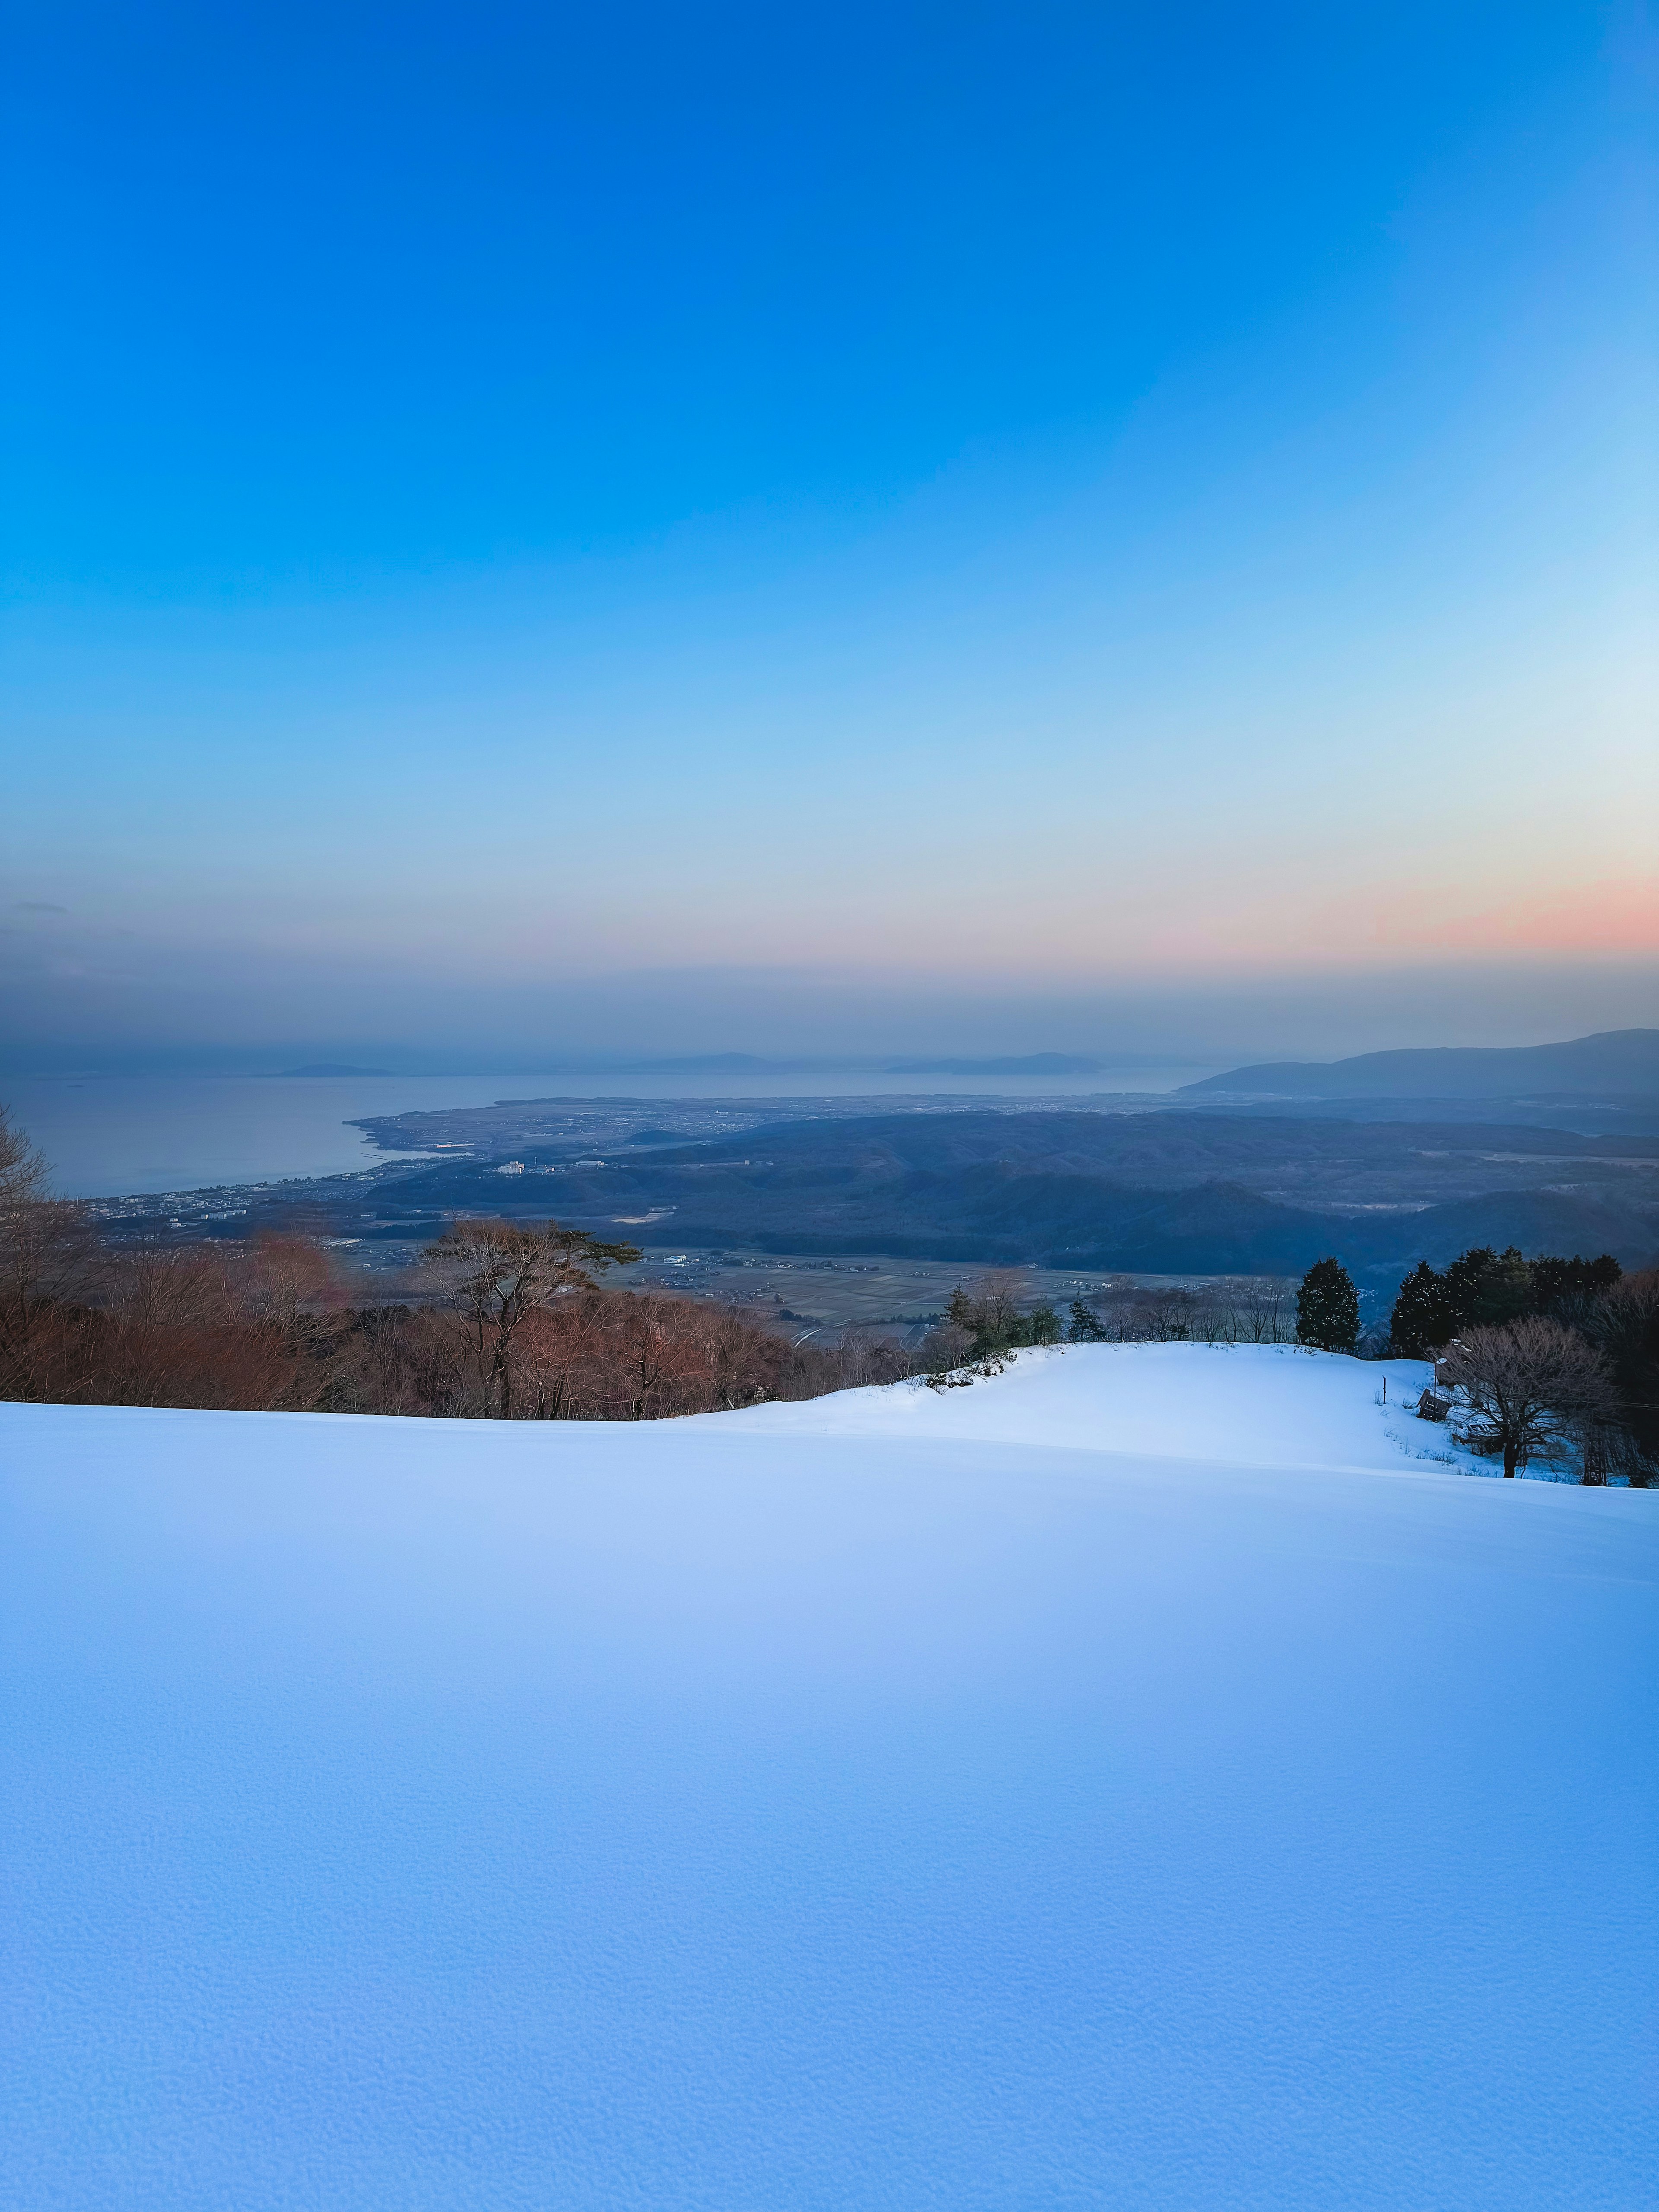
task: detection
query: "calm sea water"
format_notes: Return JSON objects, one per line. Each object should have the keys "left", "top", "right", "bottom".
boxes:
{"left": 3, "top": 1068, "right": 1202, "bottom": 1199}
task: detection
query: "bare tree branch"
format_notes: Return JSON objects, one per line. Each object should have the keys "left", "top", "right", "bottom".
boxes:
{"left": 1437, "top": 1318, "right": 1618, "bottom": 1479}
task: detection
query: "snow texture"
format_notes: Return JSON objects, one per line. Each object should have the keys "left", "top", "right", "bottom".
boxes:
{"left": 3, "top": 1344, "right": 1656, "bottom": 2209}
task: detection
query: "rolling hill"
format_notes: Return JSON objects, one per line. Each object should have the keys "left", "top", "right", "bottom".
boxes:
{"left": 5, "top": 1349, "right": 1654, "bottom": 2207}
{"left": 1180, "top": 1027, "right": 1659, "bottom": 1100}
{"left": 349, "top": 1109, "right": 1659, "bottom": 1278}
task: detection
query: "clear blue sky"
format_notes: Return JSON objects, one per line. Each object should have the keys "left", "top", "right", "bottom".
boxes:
{"left": 3, "top": 2, "right": 1654, "bottom": 1070}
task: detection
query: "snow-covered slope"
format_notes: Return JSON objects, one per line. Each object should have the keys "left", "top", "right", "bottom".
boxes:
{"left": 715, "top": 1340, "right": 1468, "bottom": 1472}
{"left": 3, "top": 1346, "right": 1655, "bottom": 2212}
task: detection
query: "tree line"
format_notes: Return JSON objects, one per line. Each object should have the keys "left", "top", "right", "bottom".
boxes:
{"left": 932, "top": 1272, "right": 1300, "bottom": 1367}
{"left": 0, "top": 1112, "right": 912, "bottom": 1420}
{"left": 5, "top": 1101, "right": 1655, "bottom": 1470}
{"left": 1291, "top": 1244, "right": 1657, "bottom": 1484}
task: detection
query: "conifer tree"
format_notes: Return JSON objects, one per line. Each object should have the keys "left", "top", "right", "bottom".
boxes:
{"left": 1440, "top": 1245, "right": 1535, "bottom": 1329}
{"left": 1389, "top": 1262, "right": 1457, "bottom": 1357}
{"left": 1529, "top": 1253, "right": 1621, "bottom": 1316}
{"left": 1440, "top": 1245, "right": 1497, "bottom": 1328}
{"left": 1028, "top": 1300, "right": 1064, "bottom": 1345}
{"left": 1474, "top": 1246, "right": 1534, "bottom": 1326}
{"left": 1068, "top": 1297, "right": 1107, "bottom": 1342}
{"left": 1297, "top": 1257, "right": 1360, "bottom": 1354}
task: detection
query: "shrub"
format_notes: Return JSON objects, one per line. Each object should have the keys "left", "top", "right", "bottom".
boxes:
{"left": 1, "top": 1202, "right": 918, "bottom": 1422}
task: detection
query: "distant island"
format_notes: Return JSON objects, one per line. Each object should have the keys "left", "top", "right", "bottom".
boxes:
{"left": 474, "top": 1053, "right": 1113, "bottom": 1078}
{"left": 876, "top": 1054, "right": 1106, "bottom": 1076}
{"left": 277, "top": 1064, "right": 396, "bottom": 1078}
{"left": 254, "top": 1051, "right": 1140, "bottom": 1082}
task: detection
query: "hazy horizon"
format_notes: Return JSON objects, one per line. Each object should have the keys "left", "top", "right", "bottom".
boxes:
{"left": 2, "top": 958, "right": 1654, "bottom": 1081}
{"left": 4, "top": 5, "right": 1654, "bottom": 1081}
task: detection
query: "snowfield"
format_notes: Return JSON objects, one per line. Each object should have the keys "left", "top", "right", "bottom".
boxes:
{"left": 718, "top": 1339, "right": 1475, "bottom": 1471}
{"left": 3, "top": 1345, "right": 1655, "bottom": 2210}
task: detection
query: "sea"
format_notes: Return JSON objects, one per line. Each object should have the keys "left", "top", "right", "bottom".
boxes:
{"left": 3, "top": 1066, "right": 1206, "bottom": 1199}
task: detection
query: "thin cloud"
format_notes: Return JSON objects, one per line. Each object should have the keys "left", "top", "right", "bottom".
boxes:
{"left": 13, "top": 902, "right": 70, "bottom": 914}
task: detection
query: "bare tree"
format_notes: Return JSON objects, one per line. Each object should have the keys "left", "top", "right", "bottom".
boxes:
{"left": 100, "top": 1247, "right": 298, "bottom": 1408}
{"left": 918, "top": 1319, "right": 975, "bottom": 1376}
{"left": 955, "top": 1270, "right": 1029, "bottom": 1344}
{"left": 1134, "top": 1287, "right": 1200, "bottom": 1343}
{"left": 422, "top": 1218, "right": 640, "bottom": 1417}
{"left": 1572, "top": 1414, "right": 1617, "bottom": 1487}
{"left": 103, "top": 1246, "right": 238, "bottom": 1339}
{"left": 617, "top": 1294, "right": 676, "bottom": 1420}
{"left": 0, "top": 1105, "right": 96, "bottom": 1389}
{"left": 1437, "top": 1318, "right": 1619, "bottom": 1479}
{"left": 831, "top": 1325, "right": 911, "bottom": 1389}
{"left": 234, "top": 1231, "right": 341, "bottom": 1344}
{"left": 0, "top": 1105, "right": 48, "bottom": 1213}
{"left": 1236, "top": 1278, "right": 1297, "bottom": 1344}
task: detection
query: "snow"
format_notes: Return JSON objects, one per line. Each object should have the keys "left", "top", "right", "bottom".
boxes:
{"left": 717, "top": 1340, "right": 1469, "bottom": 1472}
{"left": 3, "top": 1346, "right": 1656, "bottom": 2210}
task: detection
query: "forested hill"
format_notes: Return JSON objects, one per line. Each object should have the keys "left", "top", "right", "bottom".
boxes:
{"left": 359, "top": 1110, "right": 1659, "bottom": 1280}
{"left": 1182, "top": 1028, "right": 1659, "bottom": 1100}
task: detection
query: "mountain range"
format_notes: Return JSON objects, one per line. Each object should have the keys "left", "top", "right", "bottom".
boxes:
{"left": 1182, "top": 1028, "right": 1659, "bottom": 1100}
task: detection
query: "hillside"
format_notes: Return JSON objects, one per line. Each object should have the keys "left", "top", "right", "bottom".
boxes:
{"left": 1182, "top": 1027, "right": 1659, "bottom": 1099}
{"left": 329, "top": 1109, "right": 1659, "bottom": 1278}
{"left": 4, "top": 1349, "right": 1655, "bottom": 2209}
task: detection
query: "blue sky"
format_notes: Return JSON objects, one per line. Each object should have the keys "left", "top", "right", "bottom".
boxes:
{"left": 3, "top": 1, "right": 1655, "bottom": 1070}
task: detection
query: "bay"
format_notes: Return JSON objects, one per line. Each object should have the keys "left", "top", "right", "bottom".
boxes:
{"left": 2, "top": 1066, "right": 1202, "bottom": 1199}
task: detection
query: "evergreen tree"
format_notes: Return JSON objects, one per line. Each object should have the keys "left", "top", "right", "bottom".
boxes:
{"left": 1477, "top": 1246, "right": 1534, "bottom": 1326}
{"left": 1389, "top": 1262, "right": 1457, "bottom": 1357}
{"left": 947, "top": 1276, "right": 1077, "bottom": 1358}
{"left": 1529, "top": 1253, "right": 1621, "bottom": 1317}
{"left": 945, "top": 1278, "right": 1023, "bottom": 1358}
{"left": 1068, "top": 1297, "right": 1107, "bottom": 1342}
{"left": 1440, "top": 1245, "right": 1536, "bottom": 1329}
{"left": 1440, "top": 1245, "right": 1496, "bottom": 1329}
{"left": 1028, "top": 1301, "right": 1064, "bottom": 1345}
{"left": 1297, "top": 1257, "right": 1359, "bottom": 1354}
